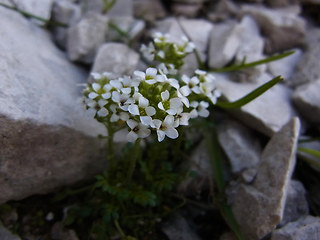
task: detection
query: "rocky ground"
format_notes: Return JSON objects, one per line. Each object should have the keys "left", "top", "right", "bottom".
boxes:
{"left": 0, "top": 0, "right": 320, "bottom": 239}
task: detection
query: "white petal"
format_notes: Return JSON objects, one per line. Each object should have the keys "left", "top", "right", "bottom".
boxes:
{"left": 127, "top": 131, "right": 138, "bottom": 142}
{"left": 165, "top": 127, "right": 179, "bottom": 139}
{"left": 110, "top": 114, "right": 120, "bottom": 122}
{"left": 92, "top": 83, "right": 101, "bottom": 92}
{"left": 157, "top": 130, "right": 166, "bottom": 142}
{"left": 128, "top": 104, "right": 140, "bottom": 115}
{"left": 138, "top": 128, "right": 151, "bottom": 138}
{"left": 134, "top": 71, "right": 145, "bottom": 80}
{"left": 110, "top": 80, "right": 123, "bottom": 89}
{"left": 190, "top": 109, "right": 198, "bottom": 118}
{"left": 98, "top": 99, "right": 108, "bottom": 107}
{"left": 164, "top": 115, "right": 174, "bottom": 126}
{"left": 158, "top": 102, "right": 165, "bottom": 111}
{"left": 180, "top": 86, "right": 191, "bottom": 96}
{"left": 127, "top": 119, "right": 138, "bottom": 129}
{"left": 86, "top": 99, "right": 96, "bottom": 108}
{"left": 145, "top": 106, "right": 156, "bottom": 116}
{"left": 161, "top": 90, "right": 169, "bottom": 101}
{"left": 102, "top": 92, "right": 111, "bottom": 99}
{"left": 112, "top": 91, "right": 120, "bottom": 102}
{"left": 140, "top": 116, "right": 152, "bottom": 126}
{"left": 195, "top": 69, "right": 207, "bottom": 75}
{"left": 145, "top": 79, "right": 157, "bottom": 85}
{"left": 191, "top": 76, "right": 200, "bottom": 84}
{"left": 200, "top": 101, "right": 209, "bottom": 108}
{"left": 181, "top": 75, "right": 190, "bottom": 84}
{"left": 166, "top": 109, "right": 176, "bottom": 115}
{"left": 190, "top": 101, "right": 199, "bottom": 108}
{"left": 157, "top": 50, "right": 165, "bottom": 59}
{"left": 192, "top": 86, "right": 201, "bottom": 94}
{"left": 139, "top": 96, "right": 149, "bottom": 108}
{"left": 91, "top": 72, "right": 101, "bottom": 79}
{"left": 119, "top": 112, "right": 129, "bottom": 121}
{"left": 88, "top": 92, "right": 99, "bottom": 99}
{"left": 121, "top": 87, "right": 131, "bottom": 95}
{"left": 169, "top": 79, "right": 180, "bottom": 89}
{"left": 156, "top": 74, "right": 166, "bottom": 82}
{"left": 151, "top": 119, "right": 162, "bottom": 129}
{"left": 97, "top": 108, "right": 108, "bottom": 117}
{"left": 199, "top": 109, "right": 209, "bottom": 118}
{"left": 146, "top": 67, "right": 157, "bottom": 76}
{"left": 170, "top": 98, "right": 182, "bottom": 110}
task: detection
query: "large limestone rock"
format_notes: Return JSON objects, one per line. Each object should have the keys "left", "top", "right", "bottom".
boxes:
{"left": 213, "top": 73, "right": 297, "bottom": 136}
{"left": 0, "top": 7, "right": 107, "bottom": 203}
{"left": 232, "top": 118, "right": 300, "bottom": 240}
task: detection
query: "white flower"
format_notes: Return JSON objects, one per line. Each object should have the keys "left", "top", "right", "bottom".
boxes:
{"left": 158, "top": 63, "right": 178, "bottom": 76}
{"left": 153, "top": 32, "right": 171, "bottom": 44}
{"left": 151, "top": 115, "right": 179, "bottom": 142}
{"left": 174, "top": 108, "right": 190, "bottom": 127}
{"left": 140, "top": 42, "right": 155, "bottom": 61}
{"left": 156, "top": 73, "right": 179, "bottom": 89}
{"left": 195, "top": 69, "right": 215, "bottom": 83}
{"left": 190, "top": 101, "right": 210, "bottom": 118}
{"left": 126, "top": 119, "right": 151, "bottom": 142}
{"left": 128, "top": 95, "right": 156, "bottom": 126}
{"left": 109, "top": 104, "right": 129, "bottom": 122}
{"left": 112, "top": 91, "right": 134, "bottom": 111}
{"left": 180, "top": 75, "right": 201, "bottom": 95}
{"left": 134, "top": 68, "right": 158, "bottom": 85}
{"left": 85, "top": 98, "right": 109, "bottom": 118}
{"left": 158, "top": 90, "right": 183, "bottom": 115}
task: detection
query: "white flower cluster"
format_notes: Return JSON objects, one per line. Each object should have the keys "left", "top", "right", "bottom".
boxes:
{"left": 140, "top": 32, "right": 196, "bottom": 69}
{"left": 83, "top": 67, "right": 220, "bottom": 142}
{"left": 83, "top": 33, "right": 220, "bottom": 142}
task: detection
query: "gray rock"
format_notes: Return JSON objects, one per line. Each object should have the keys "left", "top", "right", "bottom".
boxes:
{"left": 281, "top": 180, "right": 309, "bottom": 226}
{"left": 133, "top": 0, "right": 167, "bottom": 22}
{"left": 240, "top": 5, "right": 305, "bottom": 54}
{"left": 177, "top": 140, "right": 212, "bottom": 196}
{"left": 213, "top": 73, "right": 297, "bottom": 136}
{"left": 171, "top": 2, "right": 203, "bottom": 18}
{"left": 208, "top": 20, "right": 242, "bottom": 69}
{"left": 107, "top": 0, "right": 133, "bottom": 17}
{"left": 0, "top": 7, "right": 107, "bottom": 203}
{"left": 11, "top": 0, "right": 53, "bottom": 25}
{"left": 207, "top": 0, "right": 238, "bottom": 22}
{"left": 290, "top": 28, "right": 320, "bottom": 87}
{"left": 268, "top": 49, "right": 303, "bottom": 80}
{"left": 217, "top": 119, "right": 262, "bottom": 173}
{"left": 107, "top": 16, "right": 145, "bottom": 43}
{"left": 67, "top": 12, "right": 108, "bottom": 64}
{"left": 51, "top": 0, "right": 81, "bottom": 49}
{"left": 271, "top": 216, "right": 320, "bottom": 240}
{"left": 162, "top": 214, "right": 201, "bottom": 240}
{"left": 79, "top": 0, "right": 103, "bottom": 14}
{"left": 51, "top": 222, "right": 79, "bottom": 240}
{"left": 91, "top": 43, "right": 140, "bottom": 76}
{"left": 292, "top": 79, "right": 320, "bottom": 124}
{"left": 232, "top": 118, "right": 300, "bottom": 240}
{"left": 234, "top": 15, "right": 266, "bottom": 82}
{"left": 0, "top": 222, "right": 20, "bottom": 240}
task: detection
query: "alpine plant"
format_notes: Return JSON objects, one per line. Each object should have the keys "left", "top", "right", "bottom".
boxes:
{"left": 83, "top": 32, "right": 221, "bottom": 142}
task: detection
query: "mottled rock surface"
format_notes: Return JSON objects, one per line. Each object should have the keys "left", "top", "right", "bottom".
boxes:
{"left": 271, "top": 216, "right": 320, "bottom": 240}
{"left": 91, "top": 43, "right": 140, "bottom": 76}
{"left": 217, "top": 119, "right": 262, "bottom": 173}
{"left": 214, "top": 73, "right": 297, "bottom": 136}
{"left": 0, "top": 222, "right": 20, "bottom": 240}
{"left": 0, "top": 7, "right": 106, "bottom": 203}
{"left": 292, "top": 79, "right": 320, "bottom": 124}
{"left": 232, "top": 118, "right": 300, "bottom": 240}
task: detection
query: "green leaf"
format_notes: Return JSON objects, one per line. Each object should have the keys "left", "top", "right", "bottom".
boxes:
{"left": 298, "top": 147, "right": 320, "bottom": 171}
{"left": 212, "top": 51, "right": 295, "bottom": 72}
{"left": 215, "top": 75, "right": 283, "bottom": 109}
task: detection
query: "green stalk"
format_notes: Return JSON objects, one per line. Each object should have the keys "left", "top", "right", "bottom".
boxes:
{"left": 203, "top": 121, "right": 246, "bottom": 240}
{"left": 215, "top": 75, "right": 283, "bottom": 109}
{"left": 127, "top": 139, "right": 141, "bottom": 182}
{"left": 106, "top": 123, "right": 115, "bottom": 172}
{"left": 0, "top": 2, "right": 68, "bottom": 27}
{"left": 114, "top": 219, "right": 126, "bottom": 238}
{"left": 212, "top": 51, "right": 295, "bottom": 73}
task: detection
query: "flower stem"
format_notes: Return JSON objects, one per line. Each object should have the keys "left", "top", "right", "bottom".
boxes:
{"left": 114, "top": 219, "right": 126, "bottom": 238}
{"left": 127, "top": 139, "right": 141, "bottom": 182}
{"left": 106, "top": 123, "right": 115, "bottom": 172}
